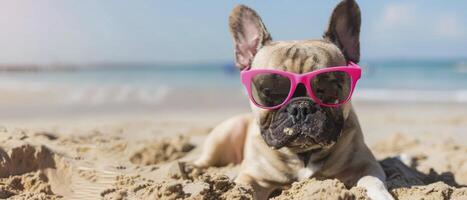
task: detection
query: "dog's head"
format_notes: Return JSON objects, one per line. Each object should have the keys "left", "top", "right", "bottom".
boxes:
{"left": 229, "top": 0, "right": 361, "bottom": 153}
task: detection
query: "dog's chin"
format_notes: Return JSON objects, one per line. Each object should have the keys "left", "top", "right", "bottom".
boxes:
{"left": 286, "top": 136, "right": 336, "bottom": 153}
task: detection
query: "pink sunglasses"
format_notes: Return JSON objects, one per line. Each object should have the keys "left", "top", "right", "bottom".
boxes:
{"left": 240, "top": 62, "right": 361, "bottom": 109}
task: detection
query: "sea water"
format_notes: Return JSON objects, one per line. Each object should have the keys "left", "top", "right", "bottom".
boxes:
{"left": 0, "top": 59, "right": 466, "bottom": 105}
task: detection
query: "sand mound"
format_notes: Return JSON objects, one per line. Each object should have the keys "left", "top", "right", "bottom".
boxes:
{"left": 272, "top": 178, "right": 467, "bottom": 200}
{"left": 272, "top": 179, "right": 368, "bottom": 200}
{"left": 101, "top": 162, "right": 254, "bottom": 200}
{"left": 391, "top": 182, "right": 467, "bottom": 200}
{"left": 130, "top": 135, "right": 195, "bottom": 165}
{"left": 0, "top": 144, "right": 55, "bottom": 178}
{"left": 0, "top": 139, "right": 64, "bottom": 199}
{"left": 0, "top": 171, "right": 61, "bottom": 199}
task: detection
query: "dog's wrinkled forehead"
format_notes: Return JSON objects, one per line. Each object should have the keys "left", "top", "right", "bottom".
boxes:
{"left": 251, "top": 40, "right": 347, "bottom": 73}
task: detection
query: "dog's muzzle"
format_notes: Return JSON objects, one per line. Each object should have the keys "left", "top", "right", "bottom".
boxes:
{"left": 261, "top": 98, "right": 328, "bottom": 149}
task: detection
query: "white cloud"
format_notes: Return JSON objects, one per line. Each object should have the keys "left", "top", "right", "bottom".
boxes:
{"left": 434, "top": 14, "right": 465, "bottom": 39}
{"left": 381, "top": 3, "right": 416, "bottom": 27}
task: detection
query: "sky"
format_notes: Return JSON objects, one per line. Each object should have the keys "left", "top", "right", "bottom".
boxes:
{"left": 0, "top": 0, "right": 466, "bottom": 65}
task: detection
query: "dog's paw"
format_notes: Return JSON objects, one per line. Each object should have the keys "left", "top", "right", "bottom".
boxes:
{"left": 193, "top": 158, "right": 209, "bottom": 168}
{"left": 357, "top": 176, "right": 395, "bottom": 200}
{"left": 364, "top": 183, "right": 395, "bottom": 200}
{"left": 366, "top": 190, "right": 394, "bottom": 200}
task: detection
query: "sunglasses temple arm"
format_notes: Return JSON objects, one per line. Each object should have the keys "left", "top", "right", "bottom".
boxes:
{"left": 348, "top": 62, "right": 358, "bottom": 68}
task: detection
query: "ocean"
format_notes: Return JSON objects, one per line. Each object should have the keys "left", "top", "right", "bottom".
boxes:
{"left": 0, "top": 59, "right": 466, "bottom": 106}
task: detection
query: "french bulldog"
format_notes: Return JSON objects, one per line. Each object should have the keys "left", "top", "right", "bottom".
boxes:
{"left": 195, "top": 0, "right": 394, "bottom": 199}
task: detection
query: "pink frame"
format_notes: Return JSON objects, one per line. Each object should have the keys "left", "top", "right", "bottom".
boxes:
{"left": 240, "top": 62, "right": 362, "bottom": 109}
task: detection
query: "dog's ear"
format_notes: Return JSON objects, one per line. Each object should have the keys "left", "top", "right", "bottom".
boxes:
{"left": 324, "top": 0, "right": 361, "bottom": 63}
{"left": 229, "top": 5, "right": 272, "bottom": 70}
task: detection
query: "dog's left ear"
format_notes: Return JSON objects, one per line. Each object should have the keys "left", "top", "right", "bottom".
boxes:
{"left": 324, "top": 0, "right": 361, "bottom": 63}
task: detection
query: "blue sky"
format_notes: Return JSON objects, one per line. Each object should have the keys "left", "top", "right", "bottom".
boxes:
{"left": 0, "top": 0, "right": 466, "bottom": 64}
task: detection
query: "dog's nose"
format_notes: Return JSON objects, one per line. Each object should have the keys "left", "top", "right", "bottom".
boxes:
{"left": 287, "top": 100, "right": 317, "bottom": 121}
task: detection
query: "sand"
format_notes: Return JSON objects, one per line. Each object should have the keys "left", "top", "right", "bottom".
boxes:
{"left": 0, "top": 102, "right": 466, "bottom": 199}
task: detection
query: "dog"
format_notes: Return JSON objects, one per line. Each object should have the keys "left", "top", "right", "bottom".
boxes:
{"left": 195, "top": 0, "right": 394, "bottom": 199}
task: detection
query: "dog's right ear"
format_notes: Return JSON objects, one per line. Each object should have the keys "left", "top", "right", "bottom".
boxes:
{"left": 229, "top": 5, "right": 272, "bottom": 70}
{"left": 324, "top": 0, "right": 361, "bottom": 63}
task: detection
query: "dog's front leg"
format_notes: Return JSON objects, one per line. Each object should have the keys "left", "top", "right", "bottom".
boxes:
{"left": 235, "top": 173, "right": 279, "bottom": 200}
{"left": 194, "top": 114, "right": 251, "bottom": 167}
{"left": 357, "top": 175, "right": 394, "bottom": 200}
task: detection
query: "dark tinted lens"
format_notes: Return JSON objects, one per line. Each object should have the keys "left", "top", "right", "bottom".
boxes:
{"left": 251, "top": 73, "right": 291, "bottom": 107}
{"left": 311, "top": 71, "right": 351, "bottom": 105}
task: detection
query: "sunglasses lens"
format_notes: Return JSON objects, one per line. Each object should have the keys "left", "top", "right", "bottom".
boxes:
{"left": 311, "top": 71, "right": 352, "bottom": 105}
{"left": 251, "top": 73, "right": 291, "bottom": 108}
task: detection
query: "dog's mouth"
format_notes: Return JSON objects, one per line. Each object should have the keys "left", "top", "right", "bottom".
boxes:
{"left": 265, "top": 109, "right": 326, "bottom": 149}
{"left": 260, "top": 98, "right": 344, "bottom": 150}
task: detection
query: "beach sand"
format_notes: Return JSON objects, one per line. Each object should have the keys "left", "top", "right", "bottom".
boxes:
{"left": 0, "top": 101, "right": 466, "bottom": 199}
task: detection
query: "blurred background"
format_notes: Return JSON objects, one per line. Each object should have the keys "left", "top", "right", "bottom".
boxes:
{"left": 0, "top": 1, "right": 466, "bottom": 141}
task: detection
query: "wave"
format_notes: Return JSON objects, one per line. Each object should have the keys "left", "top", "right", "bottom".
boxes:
{"left": 1, "top": 78, "right": 467, "bottom": 105}
{"left": 62, "top": 87, "right": 467, "bottom": 104}
{"left": 63, "top": 85, "right": 171, "bottom": 105}
{"left": 0, "top": 79, "right": 172, "bottom": 105}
